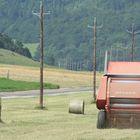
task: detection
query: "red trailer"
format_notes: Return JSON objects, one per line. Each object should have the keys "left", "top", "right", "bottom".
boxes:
{"left": 96, "top": 62, "right": 140, "bottom": 128}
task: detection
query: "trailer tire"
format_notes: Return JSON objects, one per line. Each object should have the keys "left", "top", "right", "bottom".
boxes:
{"left": 97, "top": 110, "right": 106, "bottom": 129}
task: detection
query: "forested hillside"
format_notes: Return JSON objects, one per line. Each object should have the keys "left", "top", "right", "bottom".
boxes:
{"left": 0, "top": 33, "right": 31, "bottom": 58}
{"left": 0, "top": 0, "right": 140, "bottom": 70}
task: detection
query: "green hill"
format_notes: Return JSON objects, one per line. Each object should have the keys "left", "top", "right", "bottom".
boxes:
{"left": 0, "top": 49, "right": 39, "bottom": 67}
{"left": 23, "top": 43, "right": 38, "bottom": 57}
{"left": 0, "top": 0, "right": 140, "bottom": 70}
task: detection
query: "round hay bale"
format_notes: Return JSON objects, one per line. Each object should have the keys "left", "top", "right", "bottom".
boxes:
{"left": 69, "top": 100, "right": 85, "bottom": 114}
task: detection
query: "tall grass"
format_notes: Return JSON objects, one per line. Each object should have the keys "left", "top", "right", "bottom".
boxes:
{"left": 0, "top": 64, "right": 101, "bottom": 88}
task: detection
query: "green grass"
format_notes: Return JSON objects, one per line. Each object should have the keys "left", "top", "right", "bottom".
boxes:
{"left": 0, "top": 78, "right": 59, "bottom": 92}
{"left": 0, "top": 93, "right": 140, "bottom": 140}
{"left": 0, "top": 49, "right": 39, "bottom": 67}
{"left": 23, "top": 43, "right": 38, "bottom": 57}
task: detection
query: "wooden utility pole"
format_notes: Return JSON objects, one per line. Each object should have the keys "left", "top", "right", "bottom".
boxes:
{"left": 88, "top": 17, "right": 103, "bottom": 102}
{"left": 93, "top": 17, "right": 97, "bottom": 102}
{"left": 126, "top": 24, "right": 140, "bottom": 61}
{"left": 0, "top": 98, "right": 2, "bottom": 122}
{"left": 33, "top": 1, "right": 50, "bottom": 108}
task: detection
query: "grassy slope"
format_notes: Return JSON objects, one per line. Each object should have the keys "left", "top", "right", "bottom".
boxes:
{"left": 0, "top": 78, "right": 59, "bottom": 92}
{"left": 23, "top": 43, "right": 38, "bottom": 57}
{"left": 0, "top": 49, "right": 39, "bottom": 67}
{"left": 0, "top": 93, "right": 140, "bottom": 140}
{"left": 0, "top": 49, "right": 101, "bottom": 88}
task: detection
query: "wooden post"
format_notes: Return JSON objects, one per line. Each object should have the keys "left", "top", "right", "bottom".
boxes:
{"left": 7, "top": 70, "right": 9, "bottom": 79}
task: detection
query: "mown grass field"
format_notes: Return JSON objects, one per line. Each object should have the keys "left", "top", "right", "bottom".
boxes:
{"left": 0, "top": 78, "right": 59, "bottom": 92}
{"left": 23, "top": 43, "right": 38, "bottom": 57}
{"left": 0, "top": 93, "right": 140, "bottom": 140}
{"left": 0, "top": 64, "right": 102, "bottom": 88}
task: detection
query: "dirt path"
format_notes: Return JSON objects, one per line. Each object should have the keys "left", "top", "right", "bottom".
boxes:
{"left": 0, "top": 87, "right": 93, "bottom": 99}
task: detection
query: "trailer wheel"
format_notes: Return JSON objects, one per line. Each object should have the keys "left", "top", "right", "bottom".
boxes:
{"left": 97, "top": 110, "right": 106, "bottom": 129}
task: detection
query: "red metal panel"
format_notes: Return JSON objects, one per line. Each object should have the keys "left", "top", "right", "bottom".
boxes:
{"left": 110, "top": 104, "right": 140, "bottom": 109}
{"left": 108, "top": 62, "right": 140, "bottom": 75}
{"left": 109, "top": 78, "right": 140, "bottom": 98}
{"left": 96, "top": 76, "right": 107, "bottom": 109}
{"left": 110, "top": 108, "right": 140, "bottom": 113}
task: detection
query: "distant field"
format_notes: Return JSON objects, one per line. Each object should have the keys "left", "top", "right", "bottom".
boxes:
{"left": 0, "top": 93, "right": 140, "bottom": 140}
{"left": 0, "top": 64, "right": 102, "bottom": 88}
{"left": 0, "top": 48, "right": 102, "bottom": 88}
{"left": 24, "top": 43, "right": 38, "bottom": 57}
{"left": 0, "top": 49, "right": 39, "bottom": 67}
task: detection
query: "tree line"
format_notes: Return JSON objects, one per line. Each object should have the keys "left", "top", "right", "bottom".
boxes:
{"left": 0, "top": 33, "right": 31, "bottom": 58}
